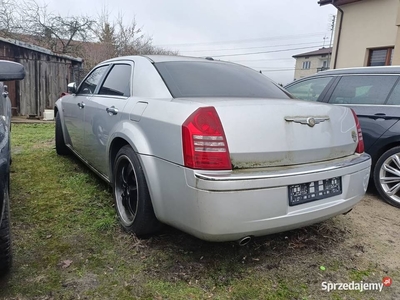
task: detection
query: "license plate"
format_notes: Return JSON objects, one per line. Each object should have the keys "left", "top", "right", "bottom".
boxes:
{"left": 288, "top": 177, "right": 342, "bottom": 206}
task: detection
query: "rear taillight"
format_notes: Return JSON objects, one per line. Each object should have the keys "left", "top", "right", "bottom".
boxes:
{"left": 182, "top": 107, "right": 231, "bottom": 170}
{"left": 351, "top": 109, "right": 364, "bottom": 153}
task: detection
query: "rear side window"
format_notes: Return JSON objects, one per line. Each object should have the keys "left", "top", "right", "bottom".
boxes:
{"left": 328, "top": 75, "right": 397, "bottom": 105}
{"left": 386, "top": 79, "right": 400, "bottom": 105}
{"left": 286, "top": 77, "right": 332, "bottom": 101}
{"left": 154, "top": 61, "right": 290, "bottom": 99}
{"left": 98, "top": 64, "right": 132, "bottom": 97}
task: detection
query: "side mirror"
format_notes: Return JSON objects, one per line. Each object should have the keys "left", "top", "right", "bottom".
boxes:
{"left": 67, "top": 82, "right": 77, "bottom": 94}
{"left": 0, "top": 60, "right": 25, "bottom": 81}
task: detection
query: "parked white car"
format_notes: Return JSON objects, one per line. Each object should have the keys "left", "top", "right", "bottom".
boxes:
{"left": 55, "top": 55, "right": 371, "bottom": 244}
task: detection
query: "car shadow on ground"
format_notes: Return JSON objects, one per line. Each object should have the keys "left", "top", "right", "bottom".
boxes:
{"left": 124, "top": 216, "right": 351, "bottom": 284}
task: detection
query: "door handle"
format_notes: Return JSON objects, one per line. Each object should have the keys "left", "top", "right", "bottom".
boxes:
{"left": 371, "top": 112, "right": 387, "bottom": 120}
{"left": 106, "top": 106, "right": 118, "bottom": 115}
{"left": 77, "top": 102, "right": 85, "bottom": 109}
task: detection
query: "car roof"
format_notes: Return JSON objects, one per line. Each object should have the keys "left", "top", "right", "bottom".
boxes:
{"left": 104, "top": 55, "right": 217, "bottom": 64}
{"left": 315, "top": 66, "right": 400, "bottom": 76}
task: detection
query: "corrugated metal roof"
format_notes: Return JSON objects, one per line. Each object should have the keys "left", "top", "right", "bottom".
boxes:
{"left": 292, "top": 47, "right": 332, "bottom": 58}
{"left": 0, "top": 36, "right": 83, "bottom": 62}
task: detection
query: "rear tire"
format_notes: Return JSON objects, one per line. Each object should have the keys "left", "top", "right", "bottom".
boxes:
{"left": 374, "top": 146, "right": 400, "bottom": 208}
{"left": 55, "top": 112, "right": 69, "bottom": 155}
{"left": 0, "top": 180, "right": 12, "bottom": 276}
{"left": 113, "top": 145, "right": 161, "bottom": 235}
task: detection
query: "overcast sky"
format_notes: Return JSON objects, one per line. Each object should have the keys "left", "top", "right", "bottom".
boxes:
{"left": 45, "top": 0, "right": 337, "bottom": 85}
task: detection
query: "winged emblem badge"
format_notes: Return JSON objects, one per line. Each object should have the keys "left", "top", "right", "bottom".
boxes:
{"left": 284, "top": 116, "right": 330, "bottom": 127}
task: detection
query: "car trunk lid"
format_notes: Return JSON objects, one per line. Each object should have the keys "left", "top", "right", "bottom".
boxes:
{"left": 176, "top": 98, "right": 358, "bottom": 169}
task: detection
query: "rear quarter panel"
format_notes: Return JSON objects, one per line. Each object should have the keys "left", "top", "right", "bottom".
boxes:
{"left": 112, "top": 98, "right": 200, "bottom": 166}
{"left": 366, "top": 120, "right": 400, "bottom": 166}
{"left": 338, "top": 104, "right": 400, "bottom": 153}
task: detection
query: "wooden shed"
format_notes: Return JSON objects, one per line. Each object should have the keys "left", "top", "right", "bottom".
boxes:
{"left": 0, "top": 37, "right": 83, "bottom": 116}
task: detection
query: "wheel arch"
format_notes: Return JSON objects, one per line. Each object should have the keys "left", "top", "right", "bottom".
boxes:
{"left": 369, "top": 137, "right": 400, "bottom": 173}
{"left": 107, "top": 128, "right": 162, "bottom": 219}
{"left": 107, "top": 121, "right": 153, "bottom": 182}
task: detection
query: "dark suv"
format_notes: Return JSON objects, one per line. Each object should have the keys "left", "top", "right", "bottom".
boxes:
{"left": 0, "top": 61, "right": 25, "bottom": 275}
{"left": 285, "top": 67, "right": 400, "bottom": 208}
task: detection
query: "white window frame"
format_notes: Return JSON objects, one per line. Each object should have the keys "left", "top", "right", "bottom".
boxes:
{"left": 302, "top": 61, "right": 311, "bottom": 70}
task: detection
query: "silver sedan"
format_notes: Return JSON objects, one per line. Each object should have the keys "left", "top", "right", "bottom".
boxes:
{"left": 55, "top": 55, "right": 371, "bottom": 243}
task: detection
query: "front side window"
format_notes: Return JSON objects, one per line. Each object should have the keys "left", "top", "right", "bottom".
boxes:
{"left": 77, "top": 66, "right": 108, "bottom": 95}
{"left": 302, "top": 61, "right": 311, "bottom": 70}
{"left": 154, "top": 61, "right": 290, "bottom": 99}
{"left": 328, "top": 75, "right": 397, "bottom": 105}
{"left": 286, "top": 77, "right": 333, "bottom": 101}
{"left": 368, "top": 48, "right": 394, "bottom": 66}
{"left": 98, "top": 64, "right": 132, "bottom": 97}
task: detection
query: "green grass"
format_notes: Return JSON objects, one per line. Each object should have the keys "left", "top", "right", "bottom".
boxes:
{"left": 0, "top": 124, "right": 398, "bottom": 299}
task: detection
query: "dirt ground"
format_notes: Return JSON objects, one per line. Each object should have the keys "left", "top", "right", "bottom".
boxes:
{"left": 123, "top": 189, "right": 400, "bottom": 299}
{"left": 345, "top": 192, "right": 400, "bottom": 271}
{"left": 305, "top": 189, "right": 400, "bottom": 299}
{"left": 1, "top": 192, "right": 399, "bottom": 299}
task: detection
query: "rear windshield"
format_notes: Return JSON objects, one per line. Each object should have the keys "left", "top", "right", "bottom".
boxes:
{"left": 154, "top": 61, "right": 290, "bottom": 99}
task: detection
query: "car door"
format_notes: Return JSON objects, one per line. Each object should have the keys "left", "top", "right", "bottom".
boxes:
{"left": 326, "top": 74, "right": 400, "bottom": 152}
{"left": 83, "top": 63, "right": 133, "bottom": 176}
{"left": 62, "top": 65, "right": 109, "bottom": 155}
{"left": 285, "top": 76, "right": 335, "bottom": 101}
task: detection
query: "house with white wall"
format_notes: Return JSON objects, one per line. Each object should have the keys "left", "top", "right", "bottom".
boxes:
{"left": 292, "top": 47, "right": 332, "bottom": 80}
{"left": 319, "top": 0, "right": 400, "bottom": 68}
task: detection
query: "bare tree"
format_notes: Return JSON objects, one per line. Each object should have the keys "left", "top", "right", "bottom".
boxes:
{"left": 20, "top": 0, "right": 96, "bottom": 54}
{"left": 0, "top": 0, "right": 95, "bottom": 54}
{"left": 94, "top": 11, "right": 177, "bottom": 57}
{"left": 0, "top": 0, "right": 177, "bottom": 72}
{"left": 0, "top": 0, "right": 19, "bottom": 37}
{"left": 114, "top": 14, "right": 177, "bottom": 56}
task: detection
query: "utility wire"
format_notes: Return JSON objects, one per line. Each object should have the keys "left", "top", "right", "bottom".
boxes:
{"left": 227, "top": 58, "right": 295, "bottom": 62}
{"left": 212, "top": 45, "right": 323, "bottom": 58}
{"left": 154, "top": 32, "right": 328, "bottom": 47}
{"left": 180, "top": 40, "right": 326, "bottom": 53}
{"left": 259, "top": 67, "right": 321, "bottom": 72}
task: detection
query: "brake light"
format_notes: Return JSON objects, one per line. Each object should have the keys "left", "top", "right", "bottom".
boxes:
{"left": 182, "top": 107, "right": 231, "bottom": 170}
{"left": 351, "top": 109, "right": 364, "bottom": 153}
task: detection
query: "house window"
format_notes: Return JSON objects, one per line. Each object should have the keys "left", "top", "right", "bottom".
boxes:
{"left": 302, "top": 61, "right": 311, "bottom": 70}
{"left": 322, "top": 60, "right": 328, "bottom": 68}
{"left": 368, "top": 48, "right": 394, "bottom": 66}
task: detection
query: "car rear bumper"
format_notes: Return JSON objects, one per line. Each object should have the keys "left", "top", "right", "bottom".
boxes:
{"left": 141, "top": 153, "right": 371, "bottom": 242}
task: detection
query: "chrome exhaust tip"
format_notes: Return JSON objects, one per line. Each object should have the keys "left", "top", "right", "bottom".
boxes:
{"left": 237, "top": 236, "right": 252, "bottom": 246}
